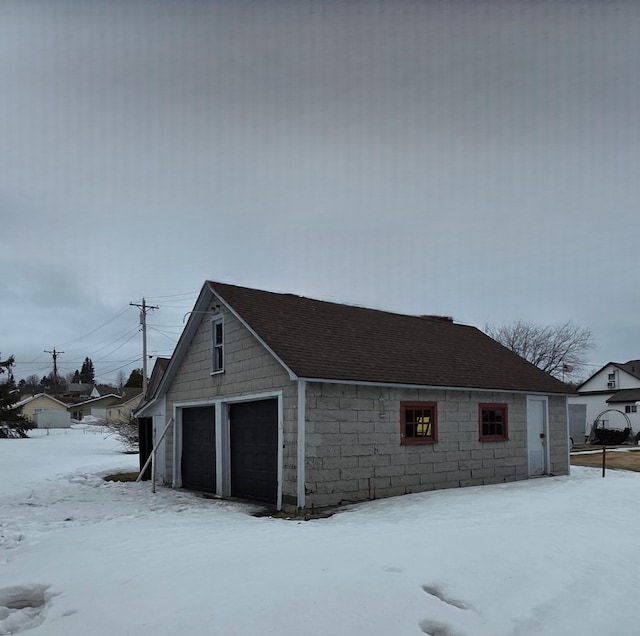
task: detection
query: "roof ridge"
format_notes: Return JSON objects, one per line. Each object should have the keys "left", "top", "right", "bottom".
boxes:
{"left": 207, "top": 280, "right": 464, "bottom": 325}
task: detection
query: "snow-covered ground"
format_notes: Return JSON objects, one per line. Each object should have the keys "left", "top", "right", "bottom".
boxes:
{"left": 1, "top": 429, "right": 638, "bottom": 636}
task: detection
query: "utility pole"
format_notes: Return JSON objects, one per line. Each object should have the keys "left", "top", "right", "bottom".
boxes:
{"left": 130, "top": 298, "right": 158, "bottom": 397}
{"left": 44, "top": 348, "right": 64, "bottom": 388}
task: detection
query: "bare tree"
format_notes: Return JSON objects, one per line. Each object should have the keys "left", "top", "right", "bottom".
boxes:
{"left": 484, "top": 320, "right": 595, "bottom": 380}
{"left": 24, "top": 374, "right": 41, "bottom": 389}
{"left": 115, "top": 370, "right": 127, "bottom": 394}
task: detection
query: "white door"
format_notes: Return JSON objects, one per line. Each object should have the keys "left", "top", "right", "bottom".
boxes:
{"left": 527, "top": 397, "right": 548, "bottom": 476}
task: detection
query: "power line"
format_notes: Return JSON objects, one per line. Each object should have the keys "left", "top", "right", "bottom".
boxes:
{"left": 148, "top": 326, "right": 180, "bottom": 344}
{"left": 86, "top": 325, "right": 141, "bottom": 358}
{"left": 145, "top": 291, "right": 198, "bottom": 300}
{"left": 98, "top": 355, "right": 143, "bottom": 379}
{"left": 97, "top": 330, "right": 141, "bottom": 360}
{"left": 57, "top": 305, "right": 130, "bottom": 347}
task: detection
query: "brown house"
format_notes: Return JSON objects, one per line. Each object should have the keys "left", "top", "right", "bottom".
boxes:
{"left": 136, "top": 281, "right": 572, "bottom": 511}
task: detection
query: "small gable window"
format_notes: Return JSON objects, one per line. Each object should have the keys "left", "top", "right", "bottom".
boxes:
{"left": 625, "top": 405, "right": 637, "bottom": 414}
{"left": 211, "top": 315, "right": 224, "bottom": 374}
{"left": 479, "top": 404, "right": 508, "bottom": 441}
{"left": 401, "top": 402, "right": 437, "bottom": 444}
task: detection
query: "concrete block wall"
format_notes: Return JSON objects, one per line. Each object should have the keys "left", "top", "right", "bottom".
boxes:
{"left": 164, "top": 299, "right": 298, "bottom": 500}
{"left": 304, "top": 383, "right": 567, "bottom": 508}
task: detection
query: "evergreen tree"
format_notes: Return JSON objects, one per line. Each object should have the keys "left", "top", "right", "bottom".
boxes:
{"left": 0, "top": 354, "right": 15, "bottom": 375}
{"left": 79, "top": 357, "right": 95, "bottom": 384}
{"left": 0, "top": 355, "right": 31, "bottom": 438}
{"left": 124, "top": 368, "right": 144, "bottom": 388}
{"left": 72, "top": 370, "right": 80, "bottom": 383}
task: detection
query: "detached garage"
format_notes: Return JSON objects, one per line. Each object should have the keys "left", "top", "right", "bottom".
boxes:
{"left": 137, "top": 281, "right": 571, "bottom": 512}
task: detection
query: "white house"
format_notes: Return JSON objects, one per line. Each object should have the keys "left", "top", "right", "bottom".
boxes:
{"left": 569, "top": 360, "right": 640, "bottom": 439}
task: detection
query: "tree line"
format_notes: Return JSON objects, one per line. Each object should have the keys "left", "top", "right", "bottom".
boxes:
{"left": 18, "top": 358, "right": 144, "bottom": 394}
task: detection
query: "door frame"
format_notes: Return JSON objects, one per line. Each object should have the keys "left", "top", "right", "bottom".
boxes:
{"left": 173, "top": 390, "right": 283, "bottom": 510}
{"left": 526, "top": 395, "right": 550, "bottom": 477}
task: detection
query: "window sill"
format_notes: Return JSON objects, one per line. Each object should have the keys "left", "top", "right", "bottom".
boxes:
{"left": 401, "top": 438, "right": 438, "bottom": 445}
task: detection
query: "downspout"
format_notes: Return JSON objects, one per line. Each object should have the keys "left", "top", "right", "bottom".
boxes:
{"left": 297, "top": 379, "right": 306, "bottom": 510}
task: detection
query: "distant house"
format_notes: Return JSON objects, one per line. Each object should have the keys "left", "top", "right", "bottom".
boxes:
{"left": 569, "top": 360, "right": 640, "bottom": 439}
{"left": 105, "top": 388, "right": 144, "bottom": 424}
{"left": 63, "top": 383, "right": 99, "bottom": 400}
{"left": 136, "top": 281, "right": 572, "bottom": 511}
{"left": 13, "top": 393, "right": 70, "bottom": 423}
{"left": 95, "top": 383, "right": 119, "bottom": 397}
{"left": 70, "top": 394, "right": 121, "bottom": 421}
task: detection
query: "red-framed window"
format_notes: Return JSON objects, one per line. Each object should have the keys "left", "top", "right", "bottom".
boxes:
{"left": 400, "top": 402, "right": 438, "bottom": 445}
{"left": 479, "top": 403, "right": 508, "bottom": 441}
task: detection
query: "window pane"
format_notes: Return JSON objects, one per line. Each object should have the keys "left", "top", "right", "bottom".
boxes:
{"left": 416, "top": 412, "right": 431, "bottom": 436}
{"left": 403, "top": 405, "right": 435, "bottom": 440}
{"left": 480, "top": 406, "right": 506, "bottom": 439}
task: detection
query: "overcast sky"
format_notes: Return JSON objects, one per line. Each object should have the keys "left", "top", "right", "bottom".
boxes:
{"left": 2, "top": 0, "right": 639, "bottom": 386}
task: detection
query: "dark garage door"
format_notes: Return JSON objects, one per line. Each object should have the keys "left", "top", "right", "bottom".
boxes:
{"left": 230, "top": 399, "right": 278, "bottom": 504}
{"left": 181, "top": 406, "right": 216, "bottom": 494}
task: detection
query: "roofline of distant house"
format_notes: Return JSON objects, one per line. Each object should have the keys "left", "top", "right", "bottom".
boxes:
{"left": 14, "top": 393, "right": 70, "bottom": 408}
{"left": 74, "top": 393, "right": 121, "bottom": 406}
{"left": 297, "top": 376, "right": 573, "bottom": 396}
{"left": 576, "top": 361, "right": 640, "bottom": 390}
{"left": 575, "top": 390, "right": 617, "bottom": 397}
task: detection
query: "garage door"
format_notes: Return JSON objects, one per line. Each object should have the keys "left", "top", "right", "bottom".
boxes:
{"left": 181, "top": 406, "right": 216, "bottom": 494}
{"left": 229, "top": 399, "right": 278, "bottom": 504}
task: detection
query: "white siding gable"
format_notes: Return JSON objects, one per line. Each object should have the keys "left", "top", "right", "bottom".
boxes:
{"left": 579, "top": 365, "right": 640, "bottom": 393}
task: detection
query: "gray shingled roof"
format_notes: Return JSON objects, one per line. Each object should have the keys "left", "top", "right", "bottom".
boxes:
{"left": 616, "top": 360, "right": 640, "bottom": 381}
{"left": 607, "top": 389, "right": 640, "bottom": 403}
{"left": 209, "top": 281, "right": 572, "bottom": 395}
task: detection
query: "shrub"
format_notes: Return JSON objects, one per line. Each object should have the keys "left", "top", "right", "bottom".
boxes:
{"left": 105, "top": 416, "right": 139, "bottom": 453}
